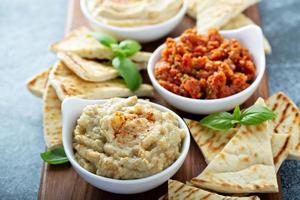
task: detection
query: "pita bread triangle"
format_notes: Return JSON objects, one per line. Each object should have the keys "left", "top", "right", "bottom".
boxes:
{"left": 272, "top": 133, "right": 292, "bottom": 171}
{"left": 186, "top": 0, "right": 271, "bottom": 55}
{"left": 266, "top": 92, "right": 300, "bottom": 160}
{"left": 185, "top": 119, "right": 292, "bottom": 171}
{"left": 57, "top": 52, "right": 146, "bottom": 82}
{"left": 186, "top": 0, "right": 200, "bottom": 18}
{"left": 168, "top": 179, "right": 260, "bottom": 200}
{"left": 221, "top": 14, "right": 271, "bottom": 54}
{"left": 49, "top": 61, "right": 154, "bottom": 101}
{"left": 191, "top": 98, "right": 278, "bottom": 193}
{"left": 49, "top": 27, "right": 151, "bottom": 63}
{"left": 57, "top": 52, "right": 118, "bottom": 82}
{"left": 26, "top": 67, "right": 51, "bottom": 97}
{"left": 184, "top": 118, "right": 238, "bottom": 163}
{"left": 43, "top": 82, "right": 62, "bottom": 148}
{"left": 196, "top": 0, "right": 259, "bottom": 34}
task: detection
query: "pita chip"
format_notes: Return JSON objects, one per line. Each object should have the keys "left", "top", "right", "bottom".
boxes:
{"left": 222, "top": 14, "right": 271, "bottom": 54}
{"left": 191, "top": 98, "right": 278, "bottom": 193}
{"left": 49, "top": 61, "right": 153, "bottom": 101}
{"left": 186, "top": 119, "right": 292, "bottom": 171}
{"left": 57, "top": 52, "right": 146, "bottom": 82}
{"left": 168, "top": 179, "right": 260, "bottom": 200}
{"left": 267, "top": 92, "right": 300, "bottom": 160}
{"left": 272, "top": 134, "right": 292, "bottom": 171}
{"left": 188, "top": 0, "right": 271, "bottom": 54}
{"left": 49, "top": 27, "right": 151, "bottom": 63}
{"left": 43, "top": 83, "right": 62, "bottom": 148}
{"left": 184, "top": 118, "right": 238, "bottom": 163}
{"left": 196, "top": 0, "right": 260, "bottom": 34}
{"left": 187, "top": 0, "right": 200, "bottom": 19}
{"left": 27, "top": 67, "right": 51, "bottom": 97}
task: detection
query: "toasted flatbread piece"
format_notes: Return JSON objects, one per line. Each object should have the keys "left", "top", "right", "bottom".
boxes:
{"left": 272, "top": 134, "right": 292, "bottom": 171}
{"left": 222, "top": 14, "right": 271, "bottom": 54}
{"left": 57, "top": 52, "right": 118, "bottom": 82}
{"left": 168, "top": 179, "right": 260, "bottom": 200}
{"left": 196, "top": 0, "right": 260, "bottom": 34}
{"left": 43, "top": 83, "right": 62, "bottom": 148}
{"left": 267, "top": 92, "right": 300, "bottom": 160}
{"left": 50, "top": 27, "right": 151, "bottom": 62}
{"left": 57, "top": 52, "right": 146, "bottom": 82}
{"left": 186, "top": 119, "right": 292, "bottom": 171}
{"left": 184, "top": 118, "right": 238, "bottom": 163}
{"left": 27, "top": 67, "right": 51, "bottom": 97}
{"left": 187, "top": 0, "right": 199, "bottom": 18}
{"left": 191, "top": 98, "right": 278, "bottom": 194}
{"left": 49, "top": 61, "right": 153, "bottom": 101}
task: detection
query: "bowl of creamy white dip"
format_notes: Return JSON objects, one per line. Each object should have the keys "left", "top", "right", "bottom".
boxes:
{"left": 62, "top": 96, "right": 190, "bottom": 194}
{"left": 80, "top": 0, "right": 190, "bottom": 42}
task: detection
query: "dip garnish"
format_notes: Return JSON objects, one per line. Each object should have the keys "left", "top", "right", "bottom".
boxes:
{"left": 40, "top": 146, "right": 68, "bottom": 165}
{"left": 89, "top": 32, "right": 142, "bottom": 91}
{"left": 200, "top": 105, "right": 276, "bottom": 131}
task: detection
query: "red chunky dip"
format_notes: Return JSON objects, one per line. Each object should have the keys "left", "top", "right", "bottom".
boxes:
{"left": 154, "top": 29, "right": 256, "bottom": 99}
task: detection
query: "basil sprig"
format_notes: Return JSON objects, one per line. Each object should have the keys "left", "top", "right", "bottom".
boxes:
{"left": 90, "top": 32, "right": 142, "bottom": 91}
{"left": 40, "top": 146, "right": 68, "bottom": 165}
{"left": 200, "top": 105, "right": 276, "bottom": 131}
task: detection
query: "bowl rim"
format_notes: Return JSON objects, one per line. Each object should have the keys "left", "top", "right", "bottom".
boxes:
{"left": 80, "top": 0, "right": 190, "bottom": 32}
{"left": 147, "top": 25, "right": 266, "bottom": 104}
{"left": 62, "top": 97, "right": 191, "bottom": 184}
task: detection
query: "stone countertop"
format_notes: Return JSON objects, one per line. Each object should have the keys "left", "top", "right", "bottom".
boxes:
{"left": 0, "top": 0, "right": 299, "bottom": 199}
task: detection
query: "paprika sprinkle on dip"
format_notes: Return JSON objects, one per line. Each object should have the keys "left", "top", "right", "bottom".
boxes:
{"left": 154, "top": 29, "right": 256, "bottom": 99}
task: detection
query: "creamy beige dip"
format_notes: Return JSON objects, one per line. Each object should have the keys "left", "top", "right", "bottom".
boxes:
{"left": 73, "top": 96, "right": 185, "bottom": 179}
{"left": 86, "top": 0, "right": 183, "bottom": 27}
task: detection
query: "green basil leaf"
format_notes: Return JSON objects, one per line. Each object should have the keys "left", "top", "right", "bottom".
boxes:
{"left": 233, "top": 105, "right": 241, "bottom": 121}
{"left": 40, "top": 146, "right": 68, "bottom": 165}
{"left": 200, "top": 112, "right": 234, "bottom": 131}
{"left": 89, "top": 32, "right": 117, "bottom": 48}
{"left": 119, "top": 40, "right": 141, "bottom": 57}
{"left": 240, "top": 105, "right": 277, "bottom": 125}
{"left": 111, "top": 43, "right": 126, "bottom": 57}
{"left": 112, "top": 57, "right": 142, "bottom": 91}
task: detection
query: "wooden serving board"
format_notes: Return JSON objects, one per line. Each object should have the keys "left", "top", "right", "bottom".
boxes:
{"left": 39, "top": 0, "right": 283, "bottom": 199}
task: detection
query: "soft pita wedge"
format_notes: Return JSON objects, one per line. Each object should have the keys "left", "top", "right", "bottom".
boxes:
{"left": 184, "top": 118, "right": 238, "bottom": 164}
{"left": 49, "top": 61, "right": 154, "bottom": 101}
{"left": 187, "top": 0, "right": 200, "bottom": 19}
{"left": 43, "top": 83, "right": 62, "bottom": 148}
{"left": 49, "top": 27, "right": 151, "bottom": 62}
{"left": 188, "top": 2, "right": 271, "bottom": 54}
{"left": 57, "top": 52, "right": 146, "bottom": 82}
{"left": 267, "top": 92, "right": 300, "bottom": 160}
{"left": 196, "top": 0, "right": 260, "bottom": 34}
{"left": 168, "top": 179, "right": 260, "bottom": 200}
{"left": 191, "top": 98, "right": 278, "bottom": 193}
{"left": 222, "top": 14, "right": 271, "bottom": 54}
{"left": 27, "top": 67, "right": 51, "bottom": 97}
{"left": 272, "top": 134, "right": 292, "bottom": 171}
{"left": 185, "top": 119, "right": 292, "bottom": 171}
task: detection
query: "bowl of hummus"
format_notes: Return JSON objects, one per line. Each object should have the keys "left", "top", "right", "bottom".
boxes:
{"left": 62, "top": 96, "right": 190, "bottom": 194}
{"left": 80, "top": 0, "right": 190, "bottom": 42}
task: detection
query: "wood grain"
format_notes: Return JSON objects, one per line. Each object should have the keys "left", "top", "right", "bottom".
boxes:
{"left": 38, "top": 1, "right": 282, "bottom": 199}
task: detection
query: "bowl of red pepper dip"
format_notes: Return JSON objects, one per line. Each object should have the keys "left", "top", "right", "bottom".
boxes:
{"left": 147, "top": 25, "right": 266, "bottom": 114}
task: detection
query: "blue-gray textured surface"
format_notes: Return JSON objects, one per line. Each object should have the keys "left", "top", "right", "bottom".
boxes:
{"left": 0, "top": 0, "right": 299, "bottom": 199}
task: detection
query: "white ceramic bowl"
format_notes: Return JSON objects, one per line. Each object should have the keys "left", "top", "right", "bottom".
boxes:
{"left": 80, "top": 0, "right": 189, "bottom": 43}
{"left": 62, "top": 97, "right": 190, "bottom": 194}
{"left": 147, "top": 25, "right": 266, "bottom": 114}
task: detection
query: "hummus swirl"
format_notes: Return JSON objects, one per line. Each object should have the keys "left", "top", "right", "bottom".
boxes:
{"left": 86, "top": 0, "right": 183, "bottom": 27}
{"left": 73, "top": 96, "right": 185, "bottom": 179}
